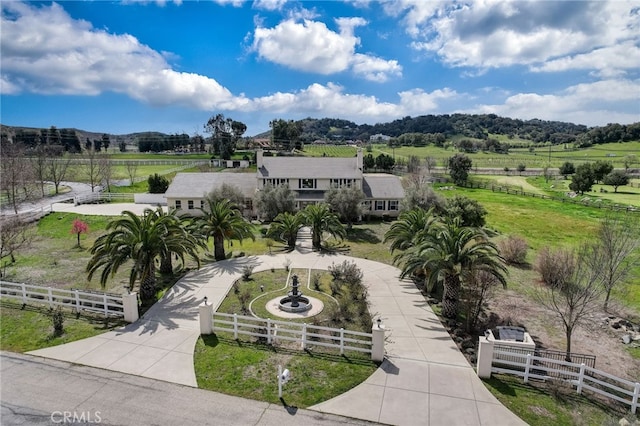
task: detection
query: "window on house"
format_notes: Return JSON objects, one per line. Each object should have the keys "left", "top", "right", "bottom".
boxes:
{"left": 362, "top": 200, "right": 371, "bottom": 211}
{"left": 375, "top": 200, "right": 385, "bottom": 211}
{"left": 388, "top": 200, "right": 399, "bottom": 211}
{"left": 188, "top": 200, "right": 194, "bottom": 210}
{"left": 300, "top": 178, "right": 316, "bottom": 189}
{"left": 330, "top": 179, "right": 354, "bottom": 188}
{"left": 175, "top": 200, "right": 182, "bottom": 209}
{"left": 264, "top": 178, "right": 289, "bottom": 187}
{"left": 200, "top": 200, "right": 204, "bottom": 209}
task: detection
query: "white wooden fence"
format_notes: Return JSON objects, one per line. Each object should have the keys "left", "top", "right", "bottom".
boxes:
{"left": 0, "top": 281, "right": 125, "bottom": 318}
{"left": 74, "top": 192, "right": 134, "bottom": 205}
{"left": 488, "top": 344, "right": 640, "bottom": 414}
{"left": 211, "top": 312, "right": 373, "bottom": 355}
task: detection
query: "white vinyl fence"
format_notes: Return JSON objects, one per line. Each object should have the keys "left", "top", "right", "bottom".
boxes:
{"left": 74, "top": 192, "right": 135, "bottom": 205}
{"left": 488, "top": 344, "right": 640, "bottom": 414}
{"left": 0, "top": 281, "right": 125, "bottom": 318}
{"left": 211, "top": 312, "right": 373, "bottom": 355}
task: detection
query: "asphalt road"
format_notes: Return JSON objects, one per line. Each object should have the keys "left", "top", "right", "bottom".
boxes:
{"left": 0, "top": 352, "right": 378, "bottom": 426}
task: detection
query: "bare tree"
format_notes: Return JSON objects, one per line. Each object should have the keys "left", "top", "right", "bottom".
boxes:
{"left": 125, "top": 161, "right": 139, "bottom": 186}
{"left": 83, "top": 147, "right": 103, "bottom": 192}
{"left": 0, "top": 216, "right": 33, "bottom": 272}
{"left": 99, "top": 153, "right": 113, "bottom": 192}
{"left": 31, "top": 143, "right": 47, "bottom": 197}
{"left": 425, "top": 156, "right": 437, "bottom": 175}
{"left": 534, "top": 245, "right": 604, "bottom": 361}
{"left": 1, "top": 143, "right": 34, "bottom": 213}
{"left": 46, "top": 149, "right": 72, "bottom": 194}
{"left": 461, "top": 269, "right": 503, "bottom": 333}
{"left": 596, "top": 214, "right": 640, "bottom": 311}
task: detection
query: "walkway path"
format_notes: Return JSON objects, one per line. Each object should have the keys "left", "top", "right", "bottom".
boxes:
{"left": 28, "top": 222, "right": 525, "bottom": 425}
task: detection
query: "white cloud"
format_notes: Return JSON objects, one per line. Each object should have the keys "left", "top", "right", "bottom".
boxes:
{"left": 213, "top": 0, "right": 244, "bottom": 7}
{"left": 252, "top": 0, "right": 287, "bottom": 12}
{"left": 388, "top": 0, "right": 640, "bottom": 74}
{"left": 0, "top": 2, "right": 236, "bottom": 107}
{"left": 251, "top": 17, "right": 402, "bottom": 81}
{"left": 466, "top": 79, "right": 640, "bottom": 126}
{"left": 530, "top": 42, "right": 640, "bottom": 77}
{"left": 398, "top": 88, "right": 457, "bottom": 111}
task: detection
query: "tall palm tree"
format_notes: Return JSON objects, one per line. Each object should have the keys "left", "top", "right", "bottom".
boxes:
{"left": 267, "top": 212, "right": 302, "bottom": 249}
{"left": 156, "top": 208, "right": 202, "bottom": 274}
{"left": 395, "top": 217, "right": 507, "bottom": 319}
{"left": 87, "top": 208, "right": 201, "bottom": 305}
{"left": 300, "top": 203, "right": 346, "bottom": 250}
{"left": 384, "top": 208, "right": 437, "bottom": 253}
{"left": 198, "top": 198, "right": 254, "bottom": 261}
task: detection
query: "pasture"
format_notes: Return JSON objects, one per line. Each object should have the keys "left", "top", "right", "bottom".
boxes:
{"left": 369, "top": 141, "right": 640, "bottom": 169}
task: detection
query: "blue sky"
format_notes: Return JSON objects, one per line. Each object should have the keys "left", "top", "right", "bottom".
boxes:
{"left": 1, "top": 0, "right": 639, "bottom": 136}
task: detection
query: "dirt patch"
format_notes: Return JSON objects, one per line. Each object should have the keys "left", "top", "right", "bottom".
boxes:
{"left": 482, "top": 289, "right": 640, "bottom": 383}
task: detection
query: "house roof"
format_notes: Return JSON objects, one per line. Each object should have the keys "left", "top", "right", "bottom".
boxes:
{"left": 165, "top": 172, "right": 256, "bottom": 199}
{"left": 362, "top": 174, "right": 405, "bottom": 199}
{"left": 258, "top": 156, "right": 361, "bottom": 179}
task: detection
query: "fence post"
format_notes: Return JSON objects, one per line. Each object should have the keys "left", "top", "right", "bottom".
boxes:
{"left": 371, "top": 320, "right": 385, "bottom": 362}
{"left": 301, "top": 323, "right": 307, "bottom": 350}
{"left": 102, "top": 293, "right": 108, "bottom": 316}
{"left": 267, "top": 318, "right": 272, "bottom": 345}
{"left": 123, "top": 292, "right": 139, "bottom": 323}
{"left": 21, "top": 283, "right": 27, "bottom": 305}
{"left": 524, "top": 354, "right": 532, "bottom": 384}
{"left": 233, "top": 313, "right": 238, "bottom": 339}
{"left": 576, "top": 363, "right": 586, "bottom": 394}
{"left": 47, "top": 287, "right": 53, "bottom": 308}
{"left": 198, "top": 299, "right": 213, "bottom": 334}
{"left": 74, "top": 289, "right": 80, "bottom": 313}
{"left": 339, "top": 328, "right": 345, "bottom": 355}
{"left": 477, "top": 336, "right": 495, "bottom": 378}
{"left": 631, "top": 382, "right": 639, "bottom": 414}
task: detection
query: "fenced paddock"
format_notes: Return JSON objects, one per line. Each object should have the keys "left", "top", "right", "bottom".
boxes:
{"left": 0, "top": 281, "right": 124, "bottom": 318}
{"left": 211, "top": 312, "right": 373, "bottom": 356}
{"left": 490, "top": 346, "right": 640, "bottom": 414}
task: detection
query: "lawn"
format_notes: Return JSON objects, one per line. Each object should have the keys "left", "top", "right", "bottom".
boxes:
{"left": 0, "top": 299, "right": 126, "bottom": 352}
{"left": 483, "top": 374, "right": 630, "bottom": 426}
{"left": 194, "top": 334, "right": 377, "bottom": 408}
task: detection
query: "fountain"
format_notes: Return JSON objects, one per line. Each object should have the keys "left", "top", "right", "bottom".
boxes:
{"left": 278, "top": 275, "right": 312, "bottom": 313}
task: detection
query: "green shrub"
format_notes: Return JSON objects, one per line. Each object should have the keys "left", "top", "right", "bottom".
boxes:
{"left": 50, "top": 307, "right": 64, "bottom": 337}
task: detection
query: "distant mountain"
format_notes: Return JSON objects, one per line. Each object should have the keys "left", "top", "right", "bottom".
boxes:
{"left": 0, "top": 124, "right": 171, "bottom": 146}
{"left": 3, "top": 114, "right": 639, "bottom": 149}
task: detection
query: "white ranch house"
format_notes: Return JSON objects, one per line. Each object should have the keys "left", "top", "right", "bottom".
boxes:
{"left": 165, "top": 149, "right": 404, "bottom": 218}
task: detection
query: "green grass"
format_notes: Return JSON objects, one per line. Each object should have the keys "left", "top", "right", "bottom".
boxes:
{"left": 301, "top": 145, "right": 357, "bottom": 157}
{"left": 483, "top": 374, "right": 627, "bottom": 426}
{"left": 194, "top": 334, "right": 377, "bottom": 408}
{"left": 0, "top": 300, "right": 126, "bottom": 352}
{"left": 368, "top": 141, "right": 640, "bottom": 169}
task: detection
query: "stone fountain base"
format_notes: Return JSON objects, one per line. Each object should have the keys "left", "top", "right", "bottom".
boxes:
{"left": 264, "top": 296, "right": 324, "bottom": 319}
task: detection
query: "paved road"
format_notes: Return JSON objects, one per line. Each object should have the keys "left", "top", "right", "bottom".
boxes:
{"left": 0, "top": 352, "right": 377, "bottom": 426}
{"left": 1, "top": 181, "right": 92, "bottom": 215}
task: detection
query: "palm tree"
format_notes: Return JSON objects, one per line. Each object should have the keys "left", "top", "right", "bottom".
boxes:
{"left": 87, "top": 208, "right": 201, "bottom": 305}
{"left": 156, "top": 208, "right": 202, "bottom": 274}
{"left": 198, "top": 198, "right": 254, "bottom": 261}
{"left": 384, "top": 208, "right": 437, "bottom": 253}
{"left": 300, "top": 203, "right": 346, "bottom": 250}
{"left": 267, "top": 212, "right": 302, "bottom": 249}
{"left": 395, "top": 217, "right": 507, "bottom": 319}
